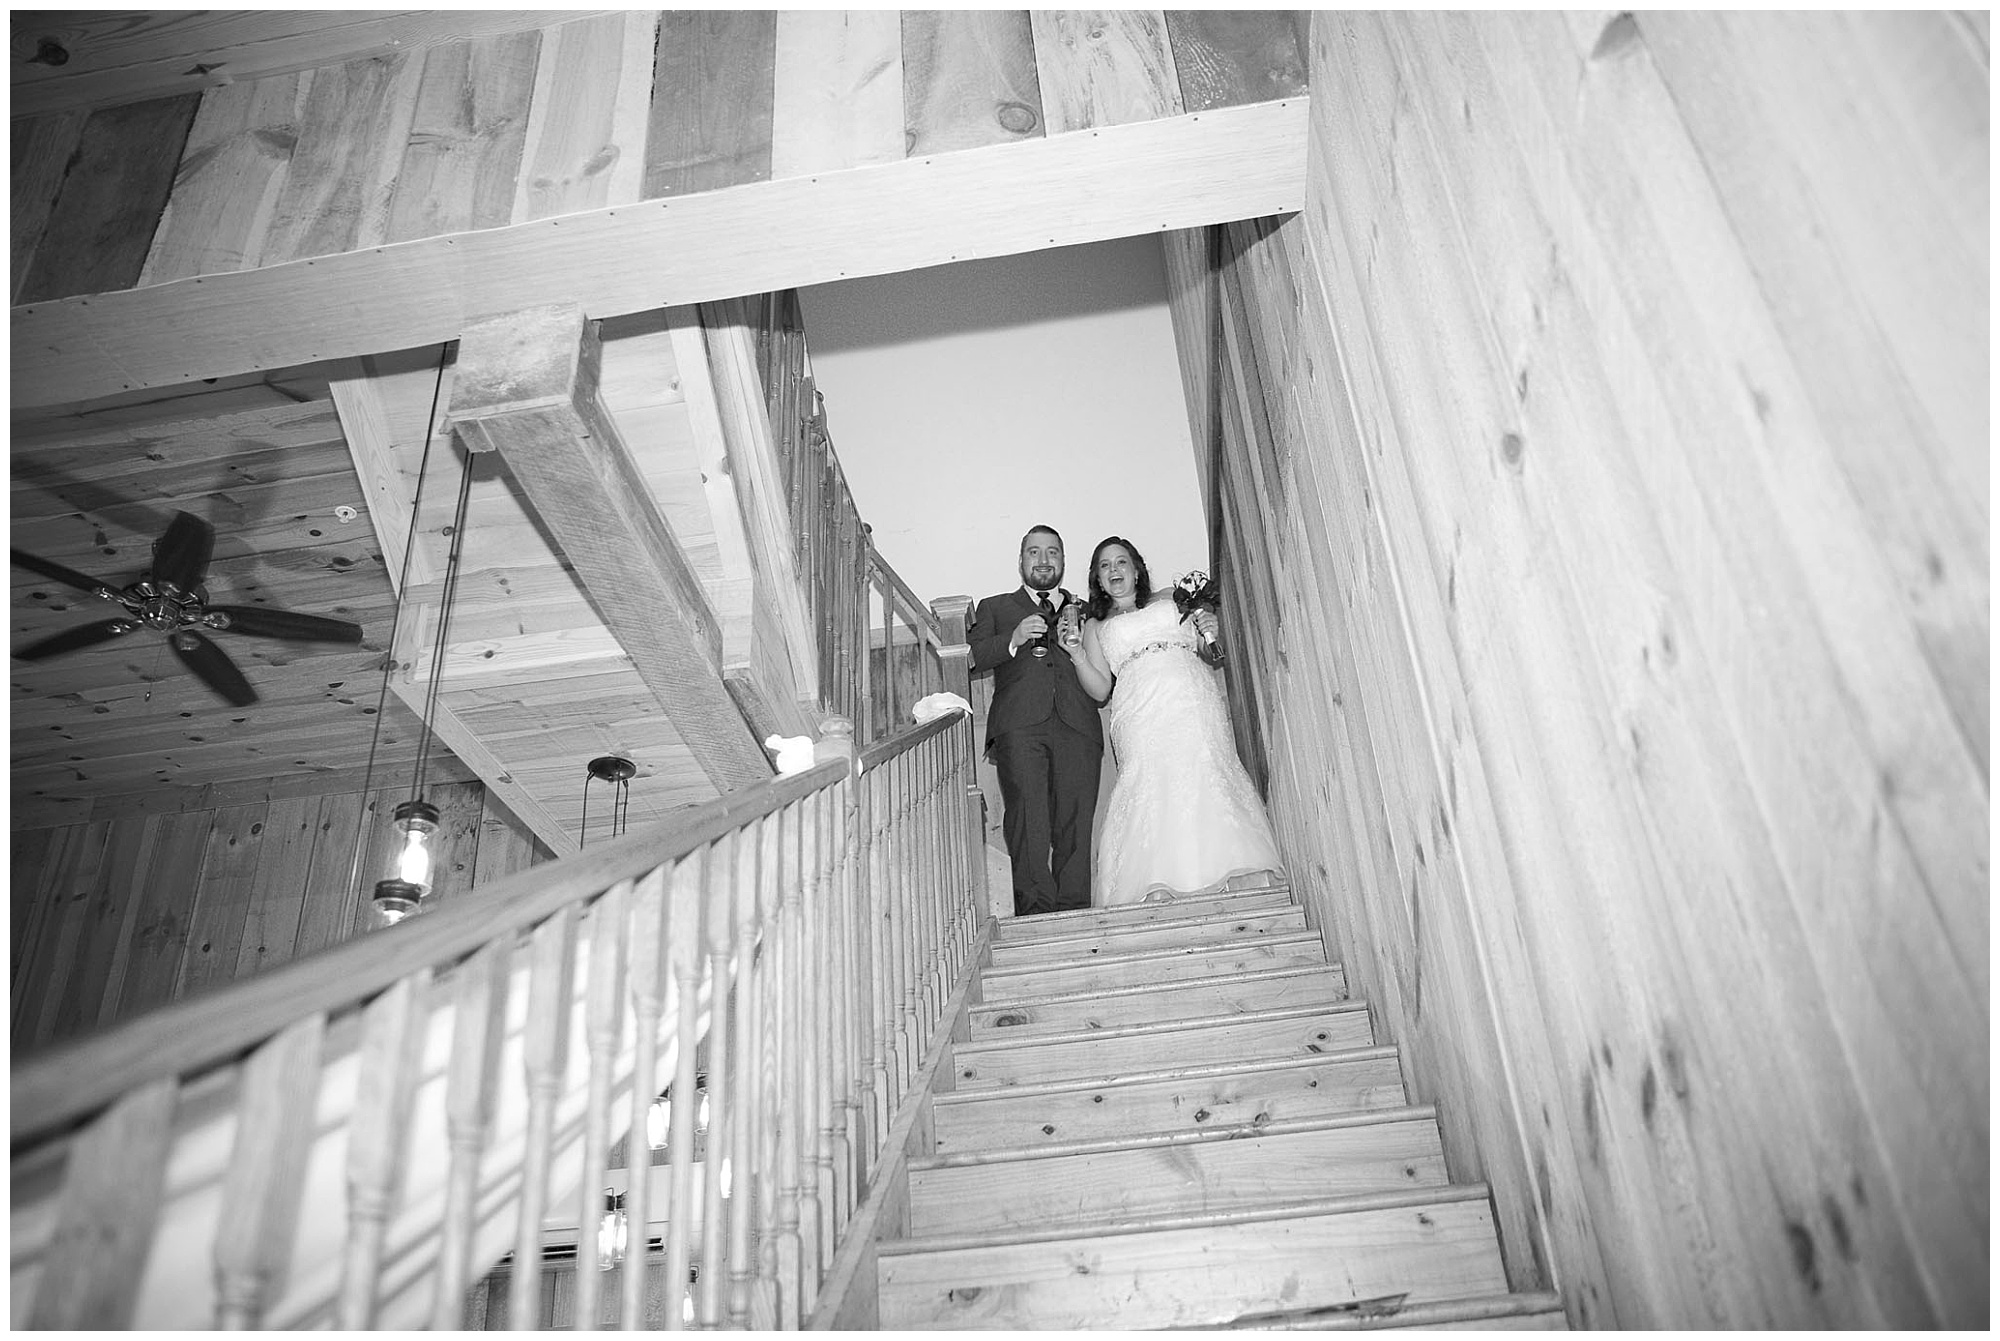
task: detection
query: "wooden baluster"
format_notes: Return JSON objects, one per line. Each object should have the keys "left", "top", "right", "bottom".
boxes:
{"left": 803, "top": 787, "right": 840, "bottom": 1273}
{"left": 893, "top": 756, "right": 921, "bottom": 1083}
{"left": 778, "top": 802, "right": 820, "bottom": 1315}
{"left": 431, "top": 941, "right": 511, "bottom": 1328}
{"left": 754, "top": 809, "right": 800, "bottom": 1327}
{"left": 924, "top": 744, "right": 944, "bottom": 1024}
{"left": 945, "top": 733, "right": 968, "bottom": 984}
{"left": 964, "top": 730, "right": 983, "bottom": 954}
{"left": 214, "top": 1015, "right": 324, "bottom": 1327}
{"left": 863, "top": 766, "right": 896, "bottom": 1140}
{"left": 935, "top": 736, "right": 962, "bottom": 990}
{"left": 337, "top": 970, "right": 432, "bottom": 1329}
{"left": 725, "top": 829, "right": 762, "bottom": 1328}
{"left": 573, "top": 879, "right": 632, "bottom": 1325}
{"left": 29, "top": 1075, "right": 180, "bottom": 1327}
{"left": 697, "top": 844, "right": 735, "bottom": 1328}
{"left": 660, "top": 850, "right": 707, "bottom": 1332}
{"left": 895, "top": 751, "right": 924, "bottom": 1064}
{"left": 824, "top": 774, "right": 852, "bottom": 1193}
{"left": 512, "top": 906, "right": 579, "bottom": 1331}
{"left": 621, "top": 866, "right": 668, "bottom": 1331}
{"left": 881, "top": 760, "right": 911, "bottom": 1097}
{"left": 960, "top": 737, "right": 978, "bottom": 955}
{"left": 817, "top": 721, "right": 865, "bottom": 1208}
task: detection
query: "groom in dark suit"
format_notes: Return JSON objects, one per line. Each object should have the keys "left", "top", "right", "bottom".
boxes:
{"left": 969, "top": 525, "right": 1104, "bottom": 917}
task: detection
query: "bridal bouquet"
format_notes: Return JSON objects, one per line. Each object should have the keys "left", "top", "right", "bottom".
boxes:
{"left": 1173, "top": 570, "right": 1226, "bottom": 667}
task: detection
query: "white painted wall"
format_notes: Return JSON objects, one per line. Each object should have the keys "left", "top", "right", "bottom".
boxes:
{"left": 798, "top": 235, "right": 1209, "bottom": 611}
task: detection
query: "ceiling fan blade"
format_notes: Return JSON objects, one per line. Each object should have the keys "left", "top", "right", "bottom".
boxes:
{"left": 10, "top": 548, "right": 118, "bottom": 597}
{"left": 14, "top": 619, "right": 140, "bottom": 660}
{"left": 152, "top": 511, "right": 215, "bottom": 594}
{"left": 171, "top": 629, "right": 257, "bottom": 706}
{"left": 205, "top": 605, "right": 365, "bottom": 644}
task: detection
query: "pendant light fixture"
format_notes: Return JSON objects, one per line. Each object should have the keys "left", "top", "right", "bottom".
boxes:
{"left": 597, "top": 1189, "right": 628, "bottom": 1270}
{"left": 374, "top": 357, "right": 475, "bottom": 927}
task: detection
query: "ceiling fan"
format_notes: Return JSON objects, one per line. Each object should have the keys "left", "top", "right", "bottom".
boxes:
{"left": 11, "top": 510, "right": 365, "bottom": 707}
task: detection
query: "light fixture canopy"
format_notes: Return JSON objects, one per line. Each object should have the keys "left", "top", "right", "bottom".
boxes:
{"left": 579, "top": 755, "right": 637, "bottom": 848}
{"left": 587, "top": 754, "right": 636, "bottom": 782}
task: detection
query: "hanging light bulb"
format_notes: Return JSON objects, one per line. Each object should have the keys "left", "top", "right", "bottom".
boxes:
{"left": 682, "top": 1265, "right": 698, "bottom": 1325}
{"left": 372, "top": 799, "right": 440, "bottom": 924}
{"left": 719, "top": 1156, "right": 733, "bottom": 1200}
{"left": 598, "top": 1190, "right": 627, "bottom": 1270}
{"left": 646, "top": 1093, "right": 672, "bottom": 1151}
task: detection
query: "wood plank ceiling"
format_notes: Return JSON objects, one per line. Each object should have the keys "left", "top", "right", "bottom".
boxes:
{"left": 11, "top": 9, "right": 1316, "bottom": 842}
{"left": 11, "top": 383, "right": 423, "bottom": 815}
{"left": 10, "top": 332, "right": 728, "bottom": 846}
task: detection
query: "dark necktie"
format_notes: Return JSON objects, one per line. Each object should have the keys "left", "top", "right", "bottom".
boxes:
{"left": 1037, "top": 593, "right": 1055, "bottom": 622}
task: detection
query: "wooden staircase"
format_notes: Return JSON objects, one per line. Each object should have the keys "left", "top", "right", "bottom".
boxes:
{"left": 875, "top": 881, "right": 1567, "bottom": 1330}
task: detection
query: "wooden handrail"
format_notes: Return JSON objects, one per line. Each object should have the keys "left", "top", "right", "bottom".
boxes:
{"left": 14, "top": 288, "right": 982, "bottom": 1331}
{"left": 11, "top": 707, "right": 986, "bottom": 1330}
{"left": 12, "top": 758, "right": 849, "bottom": 1145}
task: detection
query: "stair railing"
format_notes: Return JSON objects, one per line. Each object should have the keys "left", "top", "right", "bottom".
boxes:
{"left": 11, "top": 710, "right": 988, "bottom": 1330}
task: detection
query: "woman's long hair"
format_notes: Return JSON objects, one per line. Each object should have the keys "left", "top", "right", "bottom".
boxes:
{"left": 1085, "top": 536, "right": 1153, "bottom": 621}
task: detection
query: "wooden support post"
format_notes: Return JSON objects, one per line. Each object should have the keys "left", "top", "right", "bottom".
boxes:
{"left": 448, "top": 303, "right": 771, "bottom": 791}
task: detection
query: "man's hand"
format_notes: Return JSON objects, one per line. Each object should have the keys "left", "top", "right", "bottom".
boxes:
{"left": 1010, "top": 613, "right": 1049, "bottom": 653}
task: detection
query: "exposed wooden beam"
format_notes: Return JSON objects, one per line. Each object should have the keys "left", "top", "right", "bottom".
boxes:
{"left": 10, "top": 11, "right": 614, "bottom": 119}
{"left": 697, "top": 301, "right": 821, "bottom": 704}
{"left": 403, "top": 623, "right": 633, "bottom": 692}
{"left": 664, "top": 306, "right": 814, "bottom": 745}
{"left": 446, "top": 303, "right": 771, "bottom": 792}
{"left": 327, "top": 356, "right": 436, "bottom": 596}
{"left": 12, "top": 99, "right": 1309, "bottom": 409}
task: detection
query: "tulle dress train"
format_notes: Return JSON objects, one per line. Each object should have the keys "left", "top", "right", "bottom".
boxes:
{"left": 1093, "top": 598, "right": 1284, "bottom": 906}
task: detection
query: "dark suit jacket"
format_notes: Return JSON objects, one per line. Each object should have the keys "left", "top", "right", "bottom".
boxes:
{"left": 968, "top": 587, "right": 1104, "bottom": 752}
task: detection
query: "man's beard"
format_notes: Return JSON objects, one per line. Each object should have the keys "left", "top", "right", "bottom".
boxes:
{"left": 1024, "top": 571, "right": 1062, "bottom": 592}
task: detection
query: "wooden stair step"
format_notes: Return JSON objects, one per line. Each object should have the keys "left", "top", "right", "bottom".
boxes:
{"left": 987, "top": 907, "right": 1309, "bottom": 967}
{"left": 978, "top": 930, "right": 1329, "bottom": 998}
{"left": 950, "top": 1000, "right": 1375, "bottom": 1090}
{"left": 970, "top": 964, "right": 1347, "bottom": 1038}
{"left": 906, "top": 1106, "right": 1449, "bottom": 1236}
{"left": 1198, "top": 1290, "right": 1569, "bottom": 1330}
{"left": 931, "top": 1045, "right": 1411, "bottom": 1153}
{"left": 994, "top": 884, "right": 1294, "bottom": 942}
{"left": 875, "top": 1185, "right": 1508, "bottom": 1330}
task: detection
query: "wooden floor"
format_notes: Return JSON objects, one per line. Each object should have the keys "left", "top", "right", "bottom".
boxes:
{"left": 880, "top": 881, "right": 1570, "bottom": 1330}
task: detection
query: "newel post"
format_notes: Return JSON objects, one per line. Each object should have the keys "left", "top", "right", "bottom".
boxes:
{"left": 928, "top": 596, "right": 973, "bottom": 703}
{"left": 815, "top": 716, "right": 857, "bottom": 775}
{"left": 924, "top": 598, "right": 991, "bottom": 922}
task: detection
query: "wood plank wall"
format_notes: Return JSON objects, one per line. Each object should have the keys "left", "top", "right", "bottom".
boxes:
{"left": 1165, "top": 11, "right": 1987, "bottom": 1330}
{"left": 10, "top": 10, "right": 1307, "bottom": 306}
{"left": 10, "top": 774, "right": 552, "bottom": 1055}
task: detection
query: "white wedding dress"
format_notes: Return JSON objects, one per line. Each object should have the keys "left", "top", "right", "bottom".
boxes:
{"left": 1094, "top": 597, "right": 1284, "bottom": 906}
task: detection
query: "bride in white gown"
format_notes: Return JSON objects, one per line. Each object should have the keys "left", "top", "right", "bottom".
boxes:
{"left": 1068, "top": 537, "right": 1284, "bottom": 906}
